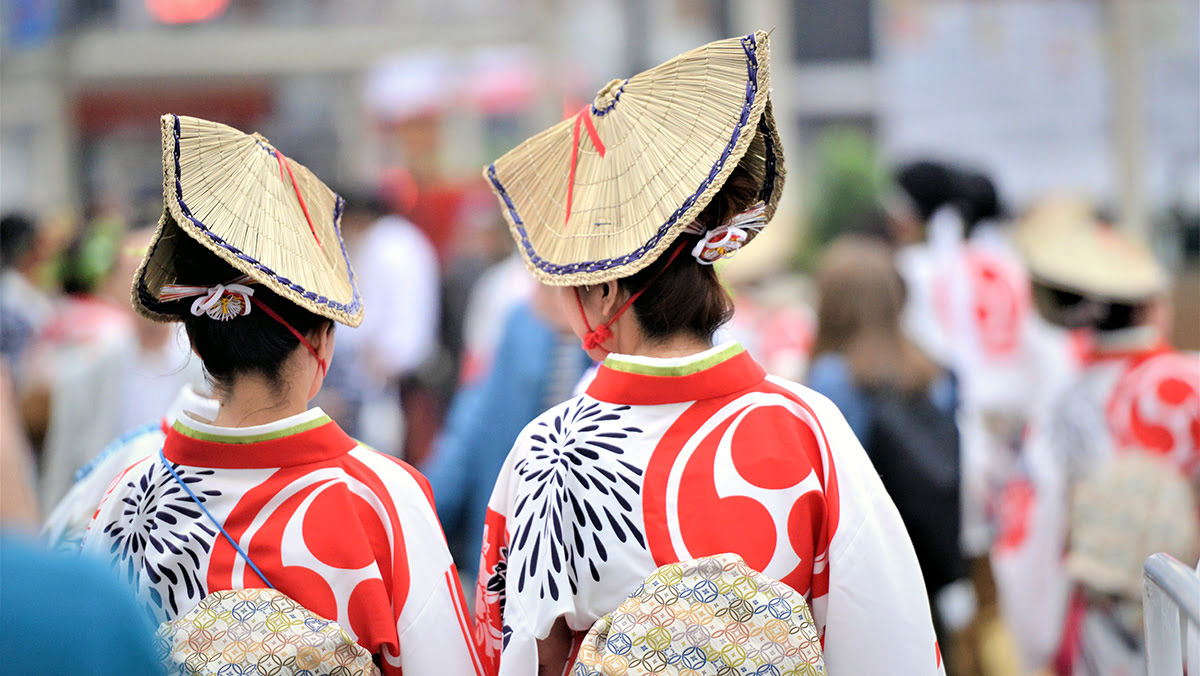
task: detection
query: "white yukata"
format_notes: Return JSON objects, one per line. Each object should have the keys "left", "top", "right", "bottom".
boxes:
{"left": 896, "top": 217, "right": 1080, "bottom": 556}
{"left": 82, "top": 407, "right": 483, "bottom": 676}
{"left": 991, "top": 337, "right": 1200, "bottom": 673}
{"left": 474, "top": 342, "right": 943, "bottom": 675}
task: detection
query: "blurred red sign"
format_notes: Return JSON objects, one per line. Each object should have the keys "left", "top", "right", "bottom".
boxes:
{"left": 146, "top": 0, "right": 229, "bottom": 24}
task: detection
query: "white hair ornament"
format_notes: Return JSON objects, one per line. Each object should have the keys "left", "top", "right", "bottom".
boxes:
{"left": 160, "top": 275, "right": 256, "bottom": 321}
{"left": 685, "top": 201, "right": 767, "bottom": 265}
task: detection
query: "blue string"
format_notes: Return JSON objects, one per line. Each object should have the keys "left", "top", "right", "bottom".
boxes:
{"left": 158, "top": 450, "right": 274, "bottom": 589}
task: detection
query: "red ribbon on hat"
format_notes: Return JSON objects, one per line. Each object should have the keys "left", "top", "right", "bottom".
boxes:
{"left": 275, "top": 150, "right": 324, "bottom": 252}
{"left": 574, "top": 240, "right": 688, "bottom": 353}
{"left": 249, "top": 296, "right": 327, "bottom": 379}
{"left": 565, "top": 106, "right": 606, "bottom": 227}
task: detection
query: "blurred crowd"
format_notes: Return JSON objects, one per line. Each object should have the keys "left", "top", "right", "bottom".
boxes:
{"left": 3, "top": 147, "right": 1197, "bottom": 675}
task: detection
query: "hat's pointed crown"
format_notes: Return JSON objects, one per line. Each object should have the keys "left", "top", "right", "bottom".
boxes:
{"left": 134, "top": 115, "right": 363, "bottom": 326}
{"left": 485, "top": 31, "right": 785, "bottom": 286}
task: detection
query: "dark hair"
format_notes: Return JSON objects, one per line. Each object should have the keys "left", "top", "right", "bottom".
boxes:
{"left": 1, "top": 213, "right": 38, "bottom": 270}
{"left": 170, "top": 235, "right": 330, "bottom": 393}
{"left": 953, "top": 170, "right": 1001, "bottom": 236}
{"left": 1031, "top": 283, "right": 1148, "bottom": 332}
{"left": 616, "top": 164, "right": 760, "bottom": 342}
{"left": 896, "top": 161, "right": 957, "bottom": 224}
{"left": 896, "top": 160, "right": 1002, "bottom": 233}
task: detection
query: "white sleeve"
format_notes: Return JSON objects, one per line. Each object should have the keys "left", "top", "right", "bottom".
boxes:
{"left": 821, "top": 481, "right": 947, "bottom": 675}
{"left": 990, "top": 425, "right": 1071, "bottom": 673}
{"left": 810, "top": 394, "right": 946, "bottom": 675}
{"left": 396, "top": 567, "right": 485, "bottom": 676}
{"left": 385, "top": 464, "right": 484, "bottom": 676}
{"left": 361, "top": 223, "right": 440, "bottom": 378}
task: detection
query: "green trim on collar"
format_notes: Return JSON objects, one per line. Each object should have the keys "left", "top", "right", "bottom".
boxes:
{"left": 603, "top": 343, "right": 746, "bottom": 377}
{"left": 172, "top": 415, "right": 333, "bottom": 444}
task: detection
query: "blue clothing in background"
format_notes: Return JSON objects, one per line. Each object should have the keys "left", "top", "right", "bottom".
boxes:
{"left": 0, "top": 533, "right": 163, "bottom": 675}
{"left": 423, "top": 303, "right": 591, "bottom": 578}
{"left": 806, "top": 353, "right": 957, "bottom": 448}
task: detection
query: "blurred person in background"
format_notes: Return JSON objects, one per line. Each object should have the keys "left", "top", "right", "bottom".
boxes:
{"left": 41, "top": 381, "right": 218, "bottom": 553}
{"left": 806, "top": 235, "right": 970, "bottom": 671}
{"left": 24, "top": 215, "right": 133, "bottom": 510}
{"left": 457, "top": 250, "right": 535, "bottom": 386}
{"left": 0, "top": 213, "right": 57, "bottom": 370}
{"left": 40, "top": 221, "right": 207, "bottom": 553}
{"left": 318, "top": 186, "right": 439, "bottom": 457}
{"left": 29, "top": 215, "right": 204, "bottom": 514}
{"left": 82, "top": 115, "right": 478, "bottom": 674}
{"left": 438, "top": 188, "right": 518, "bottom": 386}
{"left": 892, "top": 161, "right": 1077, "bottom": 676}
{"left": 107, "top": 224, "right": 205, "bottom": 433}
{"left": 423, "top": 284, "right": 590, "bottom": 586}
{"left": 474, "top": 32, "right": 941, "bottom": 676}
{"left": 0, "top": 363, "right": 164, "bottom": 675}
{"left": 995, "top": 199, "right": 1200, "bottom": 675}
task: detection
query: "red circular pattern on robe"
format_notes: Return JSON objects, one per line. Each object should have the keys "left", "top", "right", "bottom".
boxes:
{"left": 205, "top": 460, "right": 412, "bottom": 658}
{"left": 993, "top": 478, "right": 1036, "bottom": 554}
{"left": 347, "top": 577, "right": 391, "bottom": 646}
{"left": 966, "top": 252, "right": 1027, "bottom": 358}
{"left": 301, "top": 491, "right": 382, "bottom": 570}
{"left": 276, "top": 565, "right": 339, "bottom": 621}
{"left": 932, "top": 250, "right": 1029, "bottom": 359}
{"left": 1106, "top": 352, "right": 1200, "bottom": 474}
{"left": 642, "top": 387, "right": 839, "bottom": 599}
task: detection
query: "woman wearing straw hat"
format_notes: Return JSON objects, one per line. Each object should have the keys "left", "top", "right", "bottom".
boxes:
{"left": 81, "top": 115, "right": 482, "bottom": 675}
{"left": 473, "top": 32, "right": 942, "bottom": 676}
{"left": 992, "top": 200, "right": 1200, "bottom": 675}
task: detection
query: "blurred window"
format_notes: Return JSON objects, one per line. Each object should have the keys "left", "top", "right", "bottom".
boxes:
{"left": 791, "top": 0, "right": 873, "bottom": 62}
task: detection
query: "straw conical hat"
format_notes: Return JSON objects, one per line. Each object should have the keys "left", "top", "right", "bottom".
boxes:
{"left": 485, "top": 31, "right": 785, "bottom": 286}
{"left": 133, "top": 115, "right": 363, "bottom": 326}
{"left": 1015, "top": 198, "right": 1165, "bottom": 303}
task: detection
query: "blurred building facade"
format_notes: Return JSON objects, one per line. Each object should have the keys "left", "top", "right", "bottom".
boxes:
{"left": 2, "top": 0, "right": 1196, "bottom": 246}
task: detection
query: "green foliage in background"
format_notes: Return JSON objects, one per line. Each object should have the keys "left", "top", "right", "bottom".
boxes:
{"left": 794, "top": 128, "right": 888, "bottom": 271}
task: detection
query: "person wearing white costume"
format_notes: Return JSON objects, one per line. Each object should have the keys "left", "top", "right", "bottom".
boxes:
{"left": 474, "top": 31, "right": 943, "bottom": 676}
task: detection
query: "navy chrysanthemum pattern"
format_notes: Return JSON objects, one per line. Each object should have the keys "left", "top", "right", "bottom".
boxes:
{"left": 102, "top": 461, "right": 220, "bottom": 620}
{"left": 511, "top": 400, "right": 646, "bottom": 601}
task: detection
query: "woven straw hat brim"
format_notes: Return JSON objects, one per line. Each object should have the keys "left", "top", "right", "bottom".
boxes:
{"left": 1016, "top": 198, "right": 1165, "bottom": 303}
{"left": 486, "top": 31, "right": 785, "bottom": 286}
{"left": 133, "top": 115, "right": 363, "bottom": 327}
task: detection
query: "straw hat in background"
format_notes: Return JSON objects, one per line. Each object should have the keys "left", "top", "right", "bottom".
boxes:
{"left": 1015, "top": 198, "right": 1167, "bottom": 329}
{"left": 485, "top": 31, "right": 785, "bottom": 286}
{"left": 1015, "top": 198, "right": 1166, "bottom": 304}
{"left": 133, "top": 114, "right": 363, "bottom": 327}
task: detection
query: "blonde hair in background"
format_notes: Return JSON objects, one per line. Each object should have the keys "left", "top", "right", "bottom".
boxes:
{"left": 812, "top": 235, "right": 939, "bottom": 393}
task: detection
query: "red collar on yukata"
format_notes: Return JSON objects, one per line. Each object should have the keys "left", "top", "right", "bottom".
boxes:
{"left": 586, "top": 342, "right": 767, "bottom": 405}
{"left": 163, "top": 408, "right": 356, "bottom": 468}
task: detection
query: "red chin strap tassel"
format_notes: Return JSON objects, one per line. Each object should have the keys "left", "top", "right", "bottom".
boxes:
{"left": 249, "top": 297, "right": 328, "bottom": 379}
{"left": 574, "top": 241, "right": 688, "bottom": 354}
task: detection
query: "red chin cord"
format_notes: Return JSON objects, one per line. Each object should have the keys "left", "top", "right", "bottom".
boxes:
{"left": 249, "top": 297, "right": 328, "bottom": 379}
{"left": 575, "top": 241, "right": 688, "bottom": 353}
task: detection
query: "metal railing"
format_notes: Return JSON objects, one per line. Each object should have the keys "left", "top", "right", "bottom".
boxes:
{"left": 1142, "top": 553, "right": 1200, "bottom": 676}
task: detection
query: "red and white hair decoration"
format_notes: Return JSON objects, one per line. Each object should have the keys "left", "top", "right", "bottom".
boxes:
{"left": 686, "top": 201, "right": 767, "bottom": 265}
{"left": 159, "top": 274, "right": 328, "bottom": 377}
{"left": 161, "top": 275, "right": 256, "bottom": 321}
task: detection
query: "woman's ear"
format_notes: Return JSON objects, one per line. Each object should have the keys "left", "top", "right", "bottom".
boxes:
{"left": 598, "top": 281, "right": 622, "bottom": 316}
{"left": 311, "top": 322, "right": 336, "bottom": 357}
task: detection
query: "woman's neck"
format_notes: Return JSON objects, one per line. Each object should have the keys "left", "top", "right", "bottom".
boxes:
{"left": 621, "top": 332, "right": 714, "bottom": 360}
{"left": 211, "top": 376, "right": 308, "bottom": 428}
